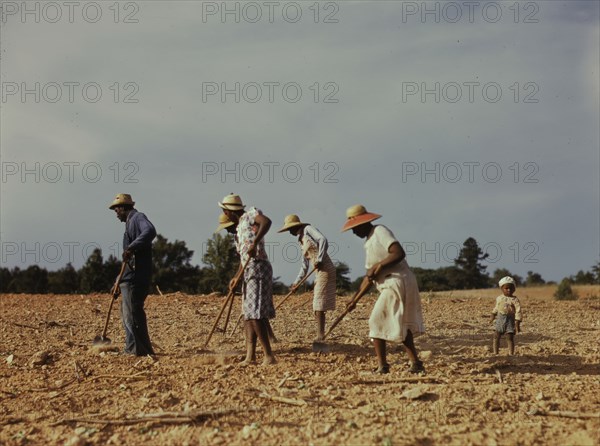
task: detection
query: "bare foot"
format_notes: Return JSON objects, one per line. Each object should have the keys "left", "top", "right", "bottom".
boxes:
{"left": 240, "top": 357, "right": 256, "bottom": 366}
{"left": 262, "top": 355, "right": 277, "bottom": 366}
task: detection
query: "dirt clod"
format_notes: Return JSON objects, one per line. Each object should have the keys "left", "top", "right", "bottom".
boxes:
{"left": 30, "top": 350, "right": 50, "bottom": 367}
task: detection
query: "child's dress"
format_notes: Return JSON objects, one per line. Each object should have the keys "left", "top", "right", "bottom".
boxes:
{"left": 492, "top": 295, "right": 522, "bottom": 334}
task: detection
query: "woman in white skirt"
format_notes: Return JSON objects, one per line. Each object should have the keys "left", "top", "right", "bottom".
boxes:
{"left": 342, "top": 205, "right": 425, "bottom": 374}
{"left": 279, "top": 215, "right": 337, "bottom": 341}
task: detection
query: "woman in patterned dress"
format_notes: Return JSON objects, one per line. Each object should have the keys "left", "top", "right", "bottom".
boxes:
{"left": 219, "top": 194, "right": 276, "bottom": 365}
{"left": 342, "top": 204, "right": 425, "bottom": 374}
{"left": 278, "top": 214, "right": 337, "bottom": 341}
{"left": 215, "top": 213, "right": 278, "bottom": 343}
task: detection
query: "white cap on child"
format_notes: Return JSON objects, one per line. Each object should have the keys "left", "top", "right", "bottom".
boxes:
{"left": 498, "top": 276, "right": 516, "bottom": 288}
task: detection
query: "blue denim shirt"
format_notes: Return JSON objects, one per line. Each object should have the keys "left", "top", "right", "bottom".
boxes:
{"left": 122, "top": 209, "right": 156, "bottom": 285}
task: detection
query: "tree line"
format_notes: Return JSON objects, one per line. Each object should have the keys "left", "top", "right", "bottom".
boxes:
{"left": 1, "top": 235, "right": 598, "bottom": 294}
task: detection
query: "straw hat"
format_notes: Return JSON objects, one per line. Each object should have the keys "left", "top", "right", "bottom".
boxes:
{"left": 341, "top": 204, "right": 381, "bottom": 232}
{"left": 218, "top": 193, "right": 245, "bottom": 211}
{"left": 215, "top": 213, "right": 235, "bottom": 233}
{"left": 108, "top": 193, "right": 135, "bottom": 209}
{"left": 277, "top": 214, "right": 309, "bottom": 233}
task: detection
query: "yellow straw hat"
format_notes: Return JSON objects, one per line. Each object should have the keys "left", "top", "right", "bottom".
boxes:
{"left": 108, "top": 193, "right": 135, "bottom": 209}
{"left": 277, "top": 214, "right": 309, "bottom": 233}
{"left": 215, "top": 213, "right": 235, "bottom": 233}
{"left": 341, "top": 204, "right": 381, "bottom": 232}
{"left": 218, "top": 193, "right": 245, "bottom": 211}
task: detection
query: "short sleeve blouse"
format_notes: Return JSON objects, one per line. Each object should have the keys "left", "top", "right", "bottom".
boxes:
{"left": 364, "top": 225, "right": 398, "bottom": 269}
{"left": 235, "top": 207, "right": 269, "bottom": 263}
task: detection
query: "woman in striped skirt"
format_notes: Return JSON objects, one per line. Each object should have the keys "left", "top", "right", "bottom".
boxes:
{"left": 279, "top": 215, "right": 337, "bottom": 341}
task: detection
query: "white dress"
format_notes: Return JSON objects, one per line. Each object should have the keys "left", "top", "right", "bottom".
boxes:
{"left": 364, "top": 225, "right": 425, "bottom": 342}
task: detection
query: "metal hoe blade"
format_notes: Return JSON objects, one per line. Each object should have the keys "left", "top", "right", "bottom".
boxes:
{"left": 92, "top": 335, "right": 112, "bottom": 345}
{"left": 311, "top": 340, "right": 329, "bottom": 353}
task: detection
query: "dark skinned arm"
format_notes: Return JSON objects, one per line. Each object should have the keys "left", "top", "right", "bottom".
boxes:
{"left": 366, "top": 242, "right": 405, "bottom": 279}
{"left": 347, "top": 242, "right": 405, "bottom": 312}
{"left": 229, "top": 262, "right": 244, "bottom": 291}
{"left": 346, "top": 275, "right": 373, "bottom": 313}
{"left": 247, "top": 213, "right": 271, "bottom": 258}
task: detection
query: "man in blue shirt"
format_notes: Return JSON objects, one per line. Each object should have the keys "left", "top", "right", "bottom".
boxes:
{"left": 109, "top": 193, "right": 156, "bottom": 356}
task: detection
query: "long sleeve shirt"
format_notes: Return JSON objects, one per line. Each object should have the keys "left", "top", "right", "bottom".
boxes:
{"left": 122, "top": 209, "right": 157, "bottom": 285}
{"left": 293, "top": 225, "right": 329, "bottom": 285}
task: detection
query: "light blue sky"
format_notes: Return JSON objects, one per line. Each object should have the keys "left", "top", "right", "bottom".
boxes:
{"left": 1, "top": 1, "right": 599, "bottom": 284}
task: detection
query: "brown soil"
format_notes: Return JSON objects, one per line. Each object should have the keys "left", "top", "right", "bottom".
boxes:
{"left": 1, "top": 285, "right": 599, "bottom": 445}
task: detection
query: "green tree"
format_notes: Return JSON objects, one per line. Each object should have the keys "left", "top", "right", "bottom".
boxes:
{"left": 413, "top": 267, "right": 453, "bottom": 291}
{"left": 0, "top": 267, "right": 12, "bottom": 292}
{"left": 47, "top": 263, "right": 79, "bottom": 294}
{"left": 525, "top": 271, "right": 545, "bottom": 287}
{"left": 570, "top": 270, "right": 596, "bottom": 285}
{"left": 350, "top": 275, "right": 365, "bottom": 292}
{"left": 103, "top": 254, "right": 122, "bottom": 287}
{"left": 335, "top": 261, "right": 352, "bottom": 293}
{"left": 438, "top": 266, "right": 465, "bottom": 290}
{"left": 454, "top": 237, "right": 490, "bottom": 289}
{"left": 201, "top": 233, "right": 239, "bottom": 294}
{"left": 152, "top": 234, "right": 202, "bottom": 294}
{"left": 272, "top": 276, "right": 288, "bottom": 295}
{"left": 10, "top": 265, "right": 49, "bottom": 293}
{"left": 79, "top": 248, "right": 109, "bottom": 293}
{"left": 592, "top": 261, "right": 600, "bottom": 284}
{"left": 491, "top": 268, "right": 523, "bottom": 287}
{"left": 554, "top": 278, "right": 578, "bottom": 300}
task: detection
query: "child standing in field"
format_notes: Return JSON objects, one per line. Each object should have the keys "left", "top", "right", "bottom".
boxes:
{"left": 491, "top": 276, "right": 522, "bottom": 355}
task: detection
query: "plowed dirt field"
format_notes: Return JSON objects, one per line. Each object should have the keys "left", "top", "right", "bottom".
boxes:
{"left": 1, "top": 285, "right": 599, "bottom": 445}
